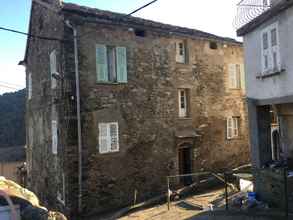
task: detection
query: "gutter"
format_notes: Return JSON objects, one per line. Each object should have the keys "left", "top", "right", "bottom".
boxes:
{"left": 65, "top": 20, "right": 83, "bottom": 213}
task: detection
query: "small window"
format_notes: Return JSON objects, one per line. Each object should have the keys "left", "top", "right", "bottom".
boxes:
{"left": 134, "top": 29, "right": 146, "bottom": 37}
{"left": 227, "top": 117, "right": 239, "bottom": 139}
{"left": 178, "top": 89, "right": 189, "bottom": 118}
{"left": 98, "top": 122, "right": 119, "bottom": 154}
{"left": 209, "top": 41, "right": 218, "bottom": 50}
{"left": 50, "top": 50, "right": 58, "bottom": 89}
{"left": 28, "top": 73, "right": 32, "bottom": 100}
{"left": 176, "top": 41, "right": 186, "bottom": 63}
{"left": 96, "top": 45, "right": 127, "bottom": 83}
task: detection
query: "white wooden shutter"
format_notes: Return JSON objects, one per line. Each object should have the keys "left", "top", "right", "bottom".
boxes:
{"left": 229, "top": 64, "right": 237, "bottom": 88}
{"left": 109, "top": 122, "right": 119, "bottom": 152}
{"left": 99, "top": 123, "right": 109, "bottom": 153}
{"left": 50, "top": 50, "right": 58, "bottom": 89}
{"left": 227, "top": 117, "right": 233, "bottom": 139}
{"left": 270, "top": 26, "right": 280, "bottom": 71}
{"left": 28, "top": 73, "right": 32, "bottom": 100}
{"left": 233, "top": 118, "right": 239, "bottom": 137}
{"left": 52, "top": 120, "right": 58, "bottom": 154}
{"left": 240, "top": 64, "right": 246, "bottom": 91}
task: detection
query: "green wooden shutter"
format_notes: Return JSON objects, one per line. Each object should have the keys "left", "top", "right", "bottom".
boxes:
{"left": 96, "top": 44, "right": 108, "bottom": 82}
{"left": 116, "top": 47, "right": 128, "bottom": 83}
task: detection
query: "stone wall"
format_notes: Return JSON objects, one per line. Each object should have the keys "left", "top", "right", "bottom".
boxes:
{"left": 63, "top": 12, "right": 250, "bottom": 215}
{"left": 26, "top": 1, "right": 250, "bottom": 217}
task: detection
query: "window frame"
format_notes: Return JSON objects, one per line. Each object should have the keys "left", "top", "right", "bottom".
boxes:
{"left": 96, "top": 44, "right": 128, "bottom": 84}
{"left": 176, "top": 41, "right": 186, "bottom": 64}
{"left": 227, "top": 116, "right": 240, "bottom": 140}
{"left": 98, "top": 122, "right": 120, "bottom": 154}
{"left": 261, "top": 22, "right": 280, "bottom": 74}
{"left": 178, "top": 89, "right": 189, "bottom": 118}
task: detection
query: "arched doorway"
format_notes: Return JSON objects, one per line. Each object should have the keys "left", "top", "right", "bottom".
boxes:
{"left": 178, "top": 144, "right": 193, "bottom": 186}
{"left": 271, "top": 128, "right": 280, "bottom": 161}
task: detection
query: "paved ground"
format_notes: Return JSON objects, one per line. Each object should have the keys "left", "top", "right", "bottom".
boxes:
{"left": 119, "top": 189, "right": 225, "bottom": 220}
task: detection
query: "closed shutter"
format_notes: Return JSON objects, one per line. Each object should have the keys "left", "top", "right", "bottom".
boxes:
{"left": 50, "top": 50, "right": 57, "bottom": 89}
{"left": 240, "top": 64, "right": 246, "bottom": 91}
{"left": 52, "top": 120, "right": 58, "bottom": 154}
{"left": 96, "top": 44, "right": 109, "bottom": 82}
{"left": 116, "top": 47, "right": 128, "bottom": 83}
{"left": 227, "top": 117, "right": 233, "bottom": 139}
{"left": 99, "top": 123, "right": 109, "bottom": 153}
{"left": 28, "top": 73, "right": 32, "bottom": 100}
{"left": 109, "top": 123, "right": 119, "bottom": 152}
{"left": 229, "top": 64, "right": 236, "bottom": 88}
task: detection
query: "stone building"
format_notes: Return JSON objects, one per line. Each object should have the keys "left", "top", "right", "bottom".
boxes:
{"left": 23, "top": 0, "right": 249, "bottom": 217}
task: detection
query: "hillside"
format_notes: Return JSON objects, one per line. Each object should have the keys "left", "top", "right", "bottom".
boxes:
{"left": 0, "top": 89, "right": 26, "bottom": 147}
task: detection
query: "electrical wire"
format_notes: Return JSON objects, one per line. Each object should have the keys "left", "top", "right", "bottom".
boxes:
{"left": 0, "top": 26, "right": 64, "bottom": 42}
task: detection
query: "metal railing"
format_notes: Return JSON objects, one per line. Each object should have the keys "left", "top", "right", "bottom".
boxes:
{"left": 233, "top": 0, "right": 271, "bottom": 30}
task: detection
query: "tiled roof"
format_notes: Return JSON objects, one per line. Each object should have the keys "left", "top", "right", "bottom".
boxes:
{"left": 62, "top": 2, "right": 241, "bottom": 44}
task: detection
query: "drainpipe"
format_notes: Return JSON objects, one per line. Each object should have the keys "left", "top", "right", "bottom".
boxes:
{"left": 65, "top": 20, "right": 83, "bottom": 213}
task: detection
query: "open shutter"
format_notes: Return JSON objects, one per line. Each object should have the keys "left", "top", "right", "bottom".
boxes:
{"left": 116, "top": 47, "right": 128, "bottom": 83}
{"left": 99, "top": 123, "right": 109, "bottom": 153}
{"left": 52, "top": 120, "right": 58, "bottom": 154}
{"left": 240, "top": 64, "right": 246, "bottom": 91}
{"left": 229, "top": 64, "right": 236, "bottom": 88}
{"left": 109, "top": 122, "right": 119, "bottom": 152}
{"left": 227, "top": 117, "right": 233, "bottom": 139}
{"left": 233, "top": 118, "right": 239, "bottom": 137}
{"left": 96, "top": 44, "right": 108, "bottom": 82}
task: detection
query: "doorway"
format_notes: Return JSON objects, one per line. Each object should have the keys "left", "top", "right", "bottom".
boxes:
{"left": 178, "top": 146, "right": 193, "bottom": 186}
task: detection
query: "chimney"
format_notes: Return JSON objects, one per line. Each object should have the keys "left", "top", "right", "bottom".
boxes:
{"left": 32, "top": 0, "right": 62, "bottom": 11}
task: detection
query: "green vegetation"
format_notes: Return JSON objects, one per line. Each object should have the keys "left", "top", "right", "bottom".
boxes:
{"left": 0, "top": 89, "right": 26, "bottom": 147}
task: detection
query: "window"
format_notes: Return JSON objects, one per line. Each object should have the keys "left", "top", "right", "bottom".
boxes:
{"left": 28, "top": 73, "right": 32, "bottom": 100}
{"left": 261, "top": 23, "right": 280, "bottom": 73}
{"left": 98, "top": 122, "right": 119, "bottom": 154}
{"left": 209, "top": 41, "right": 218, "bottom": 50}
{"left": 96, "top": 44, "right": 127, "bottom": 83}
{"left": 134, "top": 29, "right": 146, "bottom": 37}
{"left": 178, "top": 89, "right": 189, "bottom": 118}
{"left": 227, "top": 117, "right": 239, "bottom": 139}
{"left": 50, "top": 50, "right": 58, "bottom": 89}
{"left": 229, "top": 64, "right": 244, "bottom": 89}
{"left": 176, "top": 41, "right": 186, "bottom": 63}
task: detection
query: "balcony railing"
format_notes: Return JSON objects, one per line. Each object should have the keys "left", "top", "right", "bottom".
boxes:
{"left": 233, "top": 0, "right": 271, "bottom": 30}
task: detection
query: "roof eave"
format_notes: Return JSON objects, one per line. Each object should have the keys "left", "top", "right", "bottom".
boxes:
{"left": 237, "top": 0, "right": 293, "bottom": 36}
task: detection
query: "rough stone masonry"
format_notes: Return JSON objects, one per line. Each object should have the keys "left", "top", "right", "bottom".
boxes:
{"left": 24, "top": 0, "right": 250, "bottom": 217}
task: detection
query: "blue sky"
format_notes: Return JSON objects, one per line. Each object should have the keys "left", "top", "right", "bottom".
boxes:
{"left": 0, "top": 0, "right": 240, "bottom": 94}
